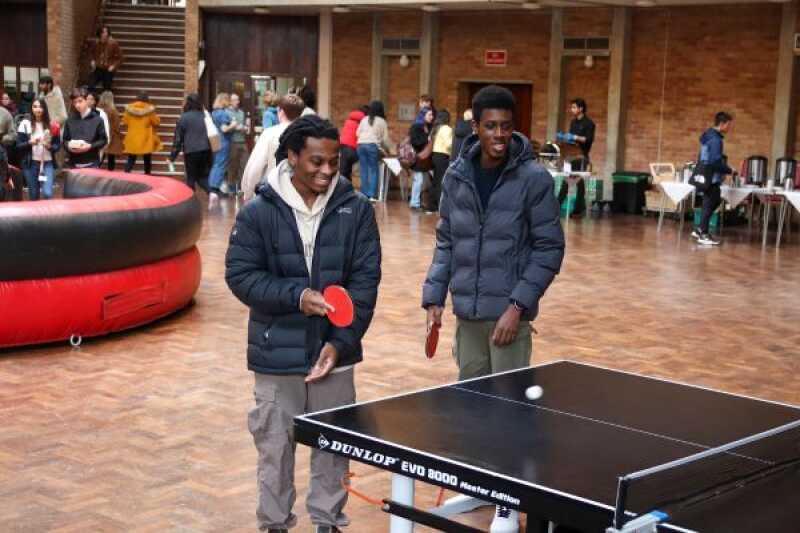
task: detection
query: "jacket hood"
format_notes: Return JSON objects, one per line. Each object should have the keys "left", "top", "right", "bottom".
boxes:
{"left": 700, "top": 127, "right": 722, "bottom": 144}
{"left": 126, "top": 101, "right": 156, "bottom": 117}
{"left": 348, "top": 110, "right": 365, "bottom": 122}
{"left": 453, "top": 119, "right": 473, "bottom": 138}
{"left": 450, "top": 131, "right": 534, "bottom": 182}
{"left": 453, "top": 120, "right": 472, "bottom": 139}
{"left": 258, "top": 159, "right": 355, "bottom": 208}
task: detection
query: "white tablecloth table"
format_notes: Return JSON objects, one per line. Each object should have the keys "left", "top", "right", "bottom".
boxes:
{"left": 719, "top": 185, "right": 769, "bottom": 237}
{"left": 378, "top": 158, "right": 404, "bottom": 203}
{"left": 776, "top": 190, "right": 800, "bottom": 247}
{"left": 657, "top": 182, "right": 695, "bottom": 233}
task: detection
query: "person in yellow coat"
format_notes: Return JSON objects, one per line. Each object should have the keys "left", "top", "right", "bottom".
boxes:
{"left": 123, "top": 92, "right": 162, "bottom": 175}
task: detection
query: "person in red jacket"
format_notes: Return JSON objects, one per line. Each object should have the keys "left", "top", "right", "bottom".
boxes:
{"left": 339, "top": 105, "right": 368, "bottom": 180}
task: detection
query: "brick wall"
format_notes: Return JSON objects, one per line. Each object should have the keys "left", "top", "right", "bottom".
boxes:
{"left": 331, "top": 13, "right": 372, "bottom": 133}
{"left": 326, "top": 3, "right": 793, "bottom": 174}
{"left": 794, "top": 63, "right": 800, "bottom": 161}
{"left": 381, "top": 12, "right": 423, "bottom": 142}
{"left": 563, "top": 7, "right": 612, "bottom": 37}
{"left": 624, "top": 4, "right": 783, "bottom": 173}
{"left": 436, "top": 10, "right": 551, "bottom": 143}
{"left": 185, "top": 0, "right": 199, "bottom": 94}
{"left": 385, "top": 54, "right": 421, "bottom": 143}
{"left": 562, "top": 56, "right": 610, "bottom": 172}
{"left": 47, "top": 0, "right": 99, "bottom": 94}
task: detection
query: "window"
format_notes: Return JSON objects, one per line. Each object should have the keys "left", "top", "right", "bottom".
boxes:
{"left": 1, "top": 66, "right": 49, "bottom": 112}
{"left": 3, "top": 66, "right": 18, "bottom": 100}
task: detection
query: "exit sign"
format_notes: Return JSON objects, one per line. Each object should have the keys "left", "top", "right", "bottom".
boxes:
{"left": 484, "top": 49, "right": 507, "bottom": 67}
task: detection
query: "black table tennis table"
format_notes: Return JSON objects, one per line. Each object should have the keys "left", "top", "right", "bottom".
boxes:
{"left": 294, "top": 361, "right": 800, "bottom": 533}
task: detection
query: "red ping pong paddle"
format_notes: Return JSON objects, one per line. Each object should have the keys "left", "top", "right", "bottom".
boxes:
{"left": 323, "top": 285, "right": 354, "bottom": 328}
{"left": 425, "top": 322, "right": 440, "bottom": 359}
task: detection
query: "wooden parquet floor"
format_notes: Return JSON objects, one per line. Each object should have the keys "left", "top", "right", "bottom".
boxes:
{"left": 2, "top": 198, "right": 799, "bottom": 533}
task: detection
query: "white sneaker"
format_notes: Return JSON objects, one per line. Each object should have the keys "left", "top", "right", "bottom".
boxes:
{"left": 691, "top": 229, "right": 701, "bottom": 240}
{"left": 697, "top": 233, "right": 720, "bottom": 246}
{"left": 208, "top": 192, "right": 219, "bottom": 209}
{"left": 489, "top": 505, "right": 519, "bottom": 533}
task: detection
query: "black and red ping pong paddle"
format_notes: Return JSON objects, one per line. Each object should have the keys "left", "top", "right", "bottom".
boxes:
{"left": 425, "top": 322, "right": 440, "bottom": 359}
{"left": 323, "top": 285, "right": 354, "bottom": 328}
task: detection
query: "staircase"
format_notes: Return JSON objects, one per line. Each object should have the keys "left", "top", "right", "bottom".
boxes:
{"left": 102, "top": 2, "right": 186, "bottom": 177}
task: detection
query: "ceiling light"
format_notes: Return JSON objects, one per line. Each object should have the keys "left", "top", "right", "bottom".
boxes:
{"left": 421, "top": 4, "right": 440, "bottom": 11}
{"left": 521, "top": 2, "right": 541, "bottom": 9}
{"left": 584, "top": 55, "right": 594, "bottom": 68}
{"left": 253, "top": 7, "right": 270, "bottom": 14}
{"left": 635, "top": 0, "right": 656, "bottom": 6}
{"left": 332, "top": 5, "right": 351, "bottom": 13}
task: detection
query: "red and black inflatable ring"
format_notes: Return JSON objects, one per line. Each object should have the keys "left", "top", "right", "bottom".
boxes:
{"left": 0, "top": 169, "right": 203, "bottom": 348}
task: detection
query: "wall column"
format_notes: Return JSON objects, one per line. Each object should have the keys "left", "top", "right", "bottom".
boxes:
{"left": 604, "top": 7, "right": 632, "bottom": 178}
{"left": 185, "top": 0, "right": 199, "bottom": 94}
{"left": 370, "top": 13, "right": 383, "bottom": 101}
{"left": 317, "top": 9, "right": 333, "bottom": 117}
{"left": 770, "top": 1, "right": 798, "bottom": 165}
{"left": 419, "top": 12, "right": 439, "bottom": 100}
{"left": 546, "top": 8, "right": 564, "bottom": 142}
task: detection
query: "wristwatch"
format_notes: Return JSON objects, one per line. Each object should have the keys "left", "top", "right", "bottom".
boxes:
{"left": 511, "top": 300, "right": 526, "bottom": 312}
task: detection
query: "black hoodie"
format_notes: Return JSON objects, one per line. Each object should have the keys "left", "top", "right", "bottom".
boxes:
{"left": 63, "top": 109, "right": 107, "bottom": 167}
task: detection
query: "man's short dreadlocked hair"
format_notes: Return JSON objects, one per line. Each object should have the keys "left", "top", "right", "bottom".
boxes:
{"left": 275, "top": 115, "right": 340, "bottom": 166}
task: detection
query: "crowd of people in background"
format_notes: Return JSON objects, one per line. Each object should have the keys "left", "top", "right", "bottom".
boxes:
{"left": 2, "top": 63, "right": 467, "bottom": 212}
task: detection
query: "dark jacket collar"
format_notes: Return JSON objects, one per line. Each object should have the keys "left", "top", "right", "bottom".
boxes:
{"left": 449, "top": 131, "right": 534, "bottom": 183}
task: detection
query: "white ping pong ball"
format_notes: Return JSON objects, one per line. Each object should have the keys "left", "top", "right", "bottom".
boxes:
{"left": 525, "top": 386, "right": 543, "bottom": 400}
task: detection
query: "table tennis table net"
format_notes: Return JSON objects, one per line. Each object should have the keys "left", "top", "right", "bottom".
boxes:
{"left": 616, "top": 421, "right": 800, "bottom": 526}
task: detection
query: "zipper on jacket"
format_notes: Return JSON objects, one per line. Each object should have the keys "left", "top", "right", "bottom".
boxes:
{"left": 473, "top": 218, "right": 484, "bottom": 318}
{"left": 464, "top": 163, "right": 513, "bottom": 319}
{"left": 306, "top": 188, "right": 354, "bottom": 367}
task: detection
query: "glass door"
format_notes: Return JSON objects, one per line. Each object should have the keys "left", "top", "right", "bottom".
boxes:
{"left": 213, "top": 72, "right": 307, "bottom": 136}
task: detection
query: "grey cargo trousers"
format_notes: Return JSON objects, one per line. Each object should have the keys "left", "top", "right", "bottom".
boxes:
{"left": 249, "top": 368, "right": 355, "bottom": 530}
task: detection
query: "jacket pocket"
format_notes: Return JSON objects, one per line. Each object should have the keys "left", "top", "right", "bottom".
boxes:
{"left": 256, "top": 314, "right": 308, "bottom": 371}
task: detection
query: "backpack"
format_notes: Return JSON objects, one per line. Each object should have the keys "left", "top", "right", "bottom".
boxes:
{"left": 397, "top": 137, "right": 416, "bottom": 169}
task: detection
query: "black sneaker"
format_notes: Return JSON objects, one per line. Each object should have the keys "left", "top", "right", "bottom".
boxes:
{"left": 697, "top": 233, "right": 720, "bottom": 246}
{"left": 313, "top": 526, "right": 342, "bottom": 533}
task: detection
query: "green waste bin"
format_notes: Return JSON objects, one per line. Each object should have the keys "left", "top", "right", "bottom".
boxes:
{"left": 612, "top": 171, "right": 650, "bottom": 214}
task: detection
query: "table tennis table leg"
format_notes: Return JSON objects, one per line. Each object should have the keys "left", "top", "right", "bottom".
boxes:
{"left": 390, "top": 474, "right": 415, "bottom": 533}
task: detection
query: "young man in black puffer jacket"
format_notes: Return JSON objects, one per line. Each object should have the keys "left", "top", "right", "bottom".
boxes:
{"left": 422, "top": 86, "right": 565, "bottom": 533}
{"left": 225, "top": 116, "right": 381, "bottom": 533}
